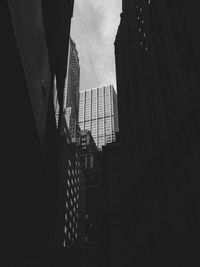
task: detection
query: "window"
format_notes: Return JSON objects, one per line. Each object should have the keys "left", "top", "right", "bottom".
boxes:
{"left": 79, "top": 122, "right": 84, "bottom": 130}
{"left": 90, "top": 156, "right": 94, "bottom": 168}
{"left": 84, "top": 121, "right": 90, "bottom": 130}
{"left": 71, "top": 188, "right": 74, "bottom": 195}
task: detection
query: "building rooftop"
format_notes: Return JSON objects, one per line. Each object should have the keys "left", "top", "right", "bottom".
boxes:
{"left": 80, "top": 84, "right": 115, "bottom": 92}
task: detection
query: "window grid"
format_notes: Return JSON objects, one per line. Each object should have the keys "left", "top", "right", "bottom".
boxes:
{"left": 79, "top": 85, "right": 118, "bottom": 148}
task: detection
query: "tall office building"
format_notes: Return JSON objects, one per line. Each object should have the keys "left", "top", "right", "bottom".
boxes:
{"left": 2, "top": 1, "right": 82, "bottom": 265}
{"left": 55, "top": 115, "right": 85, "bottom": 249}
{"left": 55, "top": 37, "right": 80, "bottom": 139}
{"left": 64, "top": 37, "right": 80, "bottom": 140}
{"left": 115, "top": 0, "right": 200, "bottom": 265}
{"left": 79, "top": 85, "right": 119, "bottom": 149}
{"left": 102, "top": 137, "right": 121, "bottom": 267}
{"left": 77, "top": 130, "right": 107, "bottom": 267}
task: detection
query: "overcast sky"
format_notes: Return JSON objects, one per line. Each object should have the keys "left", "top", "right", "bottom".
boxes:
{"left": 70, "top": 0, "right": 122, "bottom": 91}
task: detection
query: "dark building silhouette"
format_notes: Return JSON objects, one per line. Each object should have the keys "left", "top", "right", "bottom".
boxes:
{"left": 77, "top": 130, "right": 107, "bottom": 267}
{"left": 102, "top": 133, "right": 121, "bottom": 267}
{"left": 115, "top": 0, "right": 200, "bottom": 265}
{"left": 1, "top": 1, "right": 84, "bottom": 266}
{"left": 55, "top": 115, "right": 85, "bottom": 249}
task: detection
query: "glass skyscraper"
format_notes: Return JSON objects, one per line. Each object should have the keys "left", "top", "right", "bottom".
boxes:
{"left": 54, "top": 37, "right": 80, "bottom": 141}
{"left": 63, "top": 37, "right": 80, "bottom": 140}
{"left": 79, "top": 85, "right": 119, "bottom": 149}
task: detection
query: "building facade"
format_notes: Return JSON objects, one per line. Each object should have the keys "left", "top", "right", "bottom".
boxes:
{"left": 64, "top": 37, "right": 80, "bottom": 140}
{"left": 115, "top": 0, "right": 200, "bottom": 265}
{"left": 55, "top": 115, "right": 85, "bottom": 249}
{"left": 102, "top": 135, "right": 121, "bottom": 267}
{"left": 1, "top": 1, "right": 90, "bottom": 266}
{"left": 77, "top": 130, "right": 107, "bottom": 267}
{"left": 2, "top": 2, "right": 74, "bottom": 265}
{"left": 55, "top": 37, "right": 80, "bottom": 140}
{"left": 79, "top": 85, "right": 119, "bottom": 149}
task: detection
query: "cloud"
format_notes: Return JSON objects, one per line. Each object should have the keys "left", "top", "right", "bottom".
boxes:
{"left": 70, "top": 0, "right": 122, "bottom": 91}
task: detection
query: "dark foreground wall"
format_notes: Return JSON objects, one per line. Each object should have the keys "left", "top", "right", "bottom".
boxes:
{"left": 115, "top": 0, "right": 200, "bottom": 265}
{"left": 0, "top": 1, "right": 84, "bottom": 266}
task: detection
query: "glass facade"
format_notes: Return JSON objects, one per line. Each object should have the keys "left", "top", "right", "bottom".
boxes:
{"left": 79, "top": 85, "right": 119, "bottom": 149}
{"left": 54, "top": 38, "right": 80, "bottom": 140}
{"left": 64, "top": 37, "right": 80, "bottom": 139}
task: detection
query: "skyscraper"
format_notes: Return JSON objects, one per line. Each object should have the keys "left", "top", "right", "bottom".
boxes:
{"left": 77, "top": 130, "right": 107, "bottom": 267}
{"left": 102, "top": 138, "right": 121, "bottom": 267}
{"left": 79, "top": 85, "right": 119, "bottom": 149}
{"left": 115, "top": 0, "right": 200, "bottom": 265}
{"left": 2, "top": 0, "right": 78, "bottom": 265}
{"left": 55, "top": 115, "right": 85, "bottom": 249}
{"left": 55, "top": 37, "right": 80, "bottom": 140}
{"left": 64, "top": 37, "right": 80, "bottom": 140}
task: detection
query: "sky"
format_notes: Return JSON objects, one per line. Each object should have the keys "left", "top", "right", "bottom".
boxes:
{"left": 70, "top": 0, "right": 122, "bottom": 91}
